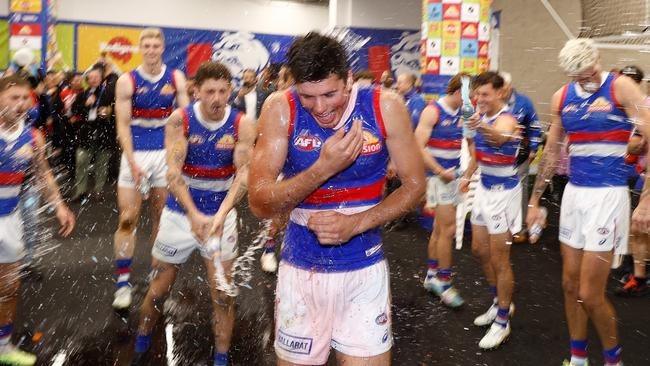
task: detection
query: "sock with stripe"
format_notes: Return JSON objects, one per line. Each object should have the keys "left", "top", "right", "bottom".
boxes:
{"left": 214, "top": 351, "right": 229, "bottom": 366}
{"left": 494, "top": 306, "right": 510, "bottom": 327}
{"left": 603, "top": 344, "right": 622, "bottom": 366}
{"left": 436, "top": 268, "right": 452, "bottom": 291}
{"left": 426, "top": 259, "right": 439, "bottom": 278}
{"left": 569, "top": 339, "right": 588, "bottom": 366}
{"left": 115, "top": 258, "right": 132, "bottom": 289}
{"left": 263, "top": 238, "right": 276, "bottom": 254}
{"left": 0, "top": 323, "right": 13, "bottom": 350}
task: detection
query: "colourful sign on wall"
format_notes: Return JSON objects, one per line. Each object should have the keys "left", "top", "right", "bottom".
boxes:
{"left": 10, "top": 0, "right": 42, "bottom": 13}
{"left": 76, "top": 24, "right": 143, "bottom": 72}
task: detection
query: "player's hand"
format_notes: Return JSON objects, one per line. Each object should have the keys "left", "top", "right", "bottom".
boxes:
{"left": 317, "top": 119, "right": 364, "bottom": 177}
{"left": 528, "top": 152, "right": 536, "bottom": 164}
{"left": 632, "top": 197, "right": 650, "bottom": 234}
{"left": 189, "top": 211, "right": 213, "bottom": 244}
{"left": 85, "top": 95, "right": 96, "bottom": 107}
{"left": 526, "top": 204, "right": 547, "bottom": 230}
{"left": 307, "top": 210, "right": 361, "bottom": 245}
{"left": 129, "top": 162, "right": 144, "bottom": 187}
{"left": 465, "top": 112, "right": 481, "bottom": 130}
{"left": 459, "top": 177, "right": 470, "bottom": 193}
{"left": 55, "top": 203, "right": 76, "bottom": 237}
{"left": 209, "top": 211, "right": 228, "bottom": 240}
{"left": 386, "top": 160, "right": 397, "bottom": 179}
{"left": 439, "top": 167, "right": 456, "bottom": 183}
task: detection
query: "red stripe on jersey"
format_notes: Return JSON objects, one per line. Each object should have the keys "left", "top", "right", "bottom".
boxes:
{"left": 568, "top": 130, "right": 630, "bottom": 143}
{"left": 0, "top": 172, "right": 25, "bottom": 185}
{"left": 427, "top": 139, "right": 462, "bottom": 149}
{"left": 476, "top": 150, "right": 517, "bottom": 165}
{"left": 304, "top": 178, "right": 385, "bottom": 205}
{"left": 182, "top": 164, "right": 235, "bottom": 179}
{"left": 132, "top": 108, "right": 173, "bottom": 119}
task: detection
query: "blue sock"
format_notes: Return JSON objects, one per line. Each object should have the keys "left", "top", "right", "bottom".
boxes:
{"left": 214, "top": 351, "right": 229, "bottom": 366}
{"left": 570, "top": 339, "right": 588, "bottom": 365}
{"left": 436, "top": 269, "right": 452, "bottom": 291}
{"left": 495, "top": 307, "right": 509, "bottom": 327}
{"left": 0, "top": 323, "right": 13, "bottom": 347}
{"left": 490, "top": 286, "right": 498, "bottom": 303}
{"left": 603, "top": 344, "right": 622, "bottom": 365}
{"left": 426, "top": 259, "right": 439, "bottom": 277}
{"left": 135, "top": 334, "right": 152, "bottom": 354}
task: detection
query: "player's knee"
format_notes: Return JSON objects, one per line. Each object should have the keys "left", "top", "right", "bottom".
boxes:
{"left": 577, "top": 288, "right": 603, "bottom": 310}
{"left": 562, "top": 273, "right": 579, "bottom": 296}
{"left": 0, "top": 275, "right": 20, "bottom": 299}
{"left": 118, "top": 216, "right": 137, "bottom": 233}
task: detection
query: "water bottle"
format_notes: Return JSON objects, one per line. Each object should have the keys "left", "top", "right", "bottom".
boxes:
{"left": 529, "top": 207, "right": 548, "bottom": 244}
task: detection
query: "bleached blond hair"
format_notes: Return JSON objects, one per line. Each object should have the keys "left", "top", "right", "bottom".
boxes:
{"left": 499, "top": 71, "right": 512, "bottom": 85}
{"left": 558, "top": 38, "right": 599, "bottom": 75}
{"left": 139, "top": 27, "right": 165, "bottom": 45}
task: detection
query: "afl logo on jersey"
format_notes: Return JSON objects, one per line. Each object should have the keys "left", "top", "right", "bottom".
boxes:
{"left": 216, "top": 134, "right": 236, "bottom": 150}
{"left": 159, "top": 83, "right": 176, "bottom": 96}
{"left": 562, "top": 104, "right": 579, "bottom": 114}
{"left": 294, "top": 133, "right": 322, "bottom": 151}
{"left": 136, "top": 86, "right": 149, "bottom": 95}
{"left": 362, "top": 130, "right": 383, "bottom": 155}
{"left": 586, "top": 97, "right": 612, "bottom": 113}
{"left": 188, "top": 134, "right": 205, "bottom": 145}
{"left": 441, "top": 118, "right": 453, "bottom": 127}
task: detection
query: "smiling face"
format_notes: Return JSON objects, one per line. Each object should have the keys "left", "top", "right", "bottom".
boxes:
{"left": 0, "top": 84, "right": 31, "bottom": 128}
{"left": 197, "top": 77, "right": 232, "bottom": 121}
{"left": 475, "top": 82, "right": 504, "bottom": 116}
{"left": 295, "top": 73, "right": 350, "bottom": 129}
{"left": 139, "top": 36, "right": 164, "bottom": 66}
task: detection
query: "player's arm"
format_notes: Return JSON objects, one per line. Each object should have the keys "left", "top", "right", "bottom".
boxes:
{"left": 352, "top": 91, "right": 426, "bottom": 233}
{"left": 248, "top": 92, "right": 363, "bottom": 218}
{"left": 614, "top": 76, "right": 650, "bottom": 232}
{"left": 114, "top": 74, "right": 139, "bottom": 176}
{"left": 628, "top": 134, "right": 645, "bottom": 155}
{"left": 164, "top": 109, "right": 197, "bottom": 216}
{"left": 32, "top": 129, "right": 75, "bottom": 236}
{"left": 173, "top": 70, "right": 190, "bottom": 109}
{"left": 475, "top": 113, "right": 520, "bottom": 147}
{"left": 526, "top": 88, "right": 566, "bottom": 226}
{"left": 212, "top": 115, "right": 256, "bottom": 228}
{"left": 414, "top": 105, "right": 447, "bottom": 176}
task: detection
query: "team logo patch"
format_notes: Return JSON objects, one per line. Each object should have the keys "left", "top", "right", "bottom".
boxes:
{"left": 441, "top": 118, "right": 453, "bottom": 127}
{"left": 159, "top": 83, "right": 176, "bottom": 96}
{"left": 597, "top": 227, "right": 610, "bottom": 235}
{"left": 276, "top": 330, "right": 313, "bottom": 355}
{"left": 294, "top": 132, "right": 322, "bottom": 151}
{"left": 375, "top": 313, "right": 388, "bottom": 325}
{"left": 491, "top": 214, "right": 502, "bottom": 221}
{"left": 362, "top": 130, "right": 383, "bottom": 155}
{"left": 586, "top": 97, "right": 613, "bottom": 113}
{"left": 155, "top": 242, "right": 178, "bottom": 256}
{"left": 188, "top": 134, "right": 205, "bottom": 145}
{"left": 559, "top": 227, "right": 572, "bottom": 239}
{"left": 136, "top": 86, "right": 149, "bottom": 95}
{"left": 216, "top": 134, "right": 236, "bottom": 150}
{"left": 562, "top": 104, "right": 579, "bottom": 114}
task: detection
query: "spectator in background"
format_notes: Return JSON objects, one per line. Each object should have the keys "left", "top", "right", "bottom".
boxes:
{"left": 186, "top": 76, "right": 197, "bottom": 102}
{"left": 500, "top": 71, "right": 541, "bottom": 244}
{"left": 71, "top": 66, "right": 112, "bottom": 201}
{"left": 95, "top": 60, "right": 120, "bottom": 178}
{"left": 276, "top": 64, "right": 295, "bottom": 91}
{"left": 396, "top": 72, "right": 426, "bottom": 129}
{"left": 258, "top": 63, "right": 281, "bottom": 94}
{"left": 232, "top": 68, "right": 268, "bottom": 121}
{"left": 53, "top": 72, "right": 84, "bottom": 177}
{"left": 353, "top": 69, "right": 375, "bottom": 87}
{"left": 380, "top": 69, "right": 394, "bottom": 89}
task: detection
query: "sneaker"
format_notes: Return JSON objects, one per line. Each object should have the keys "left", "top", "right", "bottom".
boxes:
{"left": 440, "top": 287, "right": 464, "bottom": 308}
{"left": 261, "top": 252, "right": 278, "bottom": 273}
{"left": 112, "top": 286, "right": 133, "bottom": 309}
{"left": 423, "top": 275, "right": 444, "bottom": 296}
{"left": 562, "top": 360, "right": 590, "bottom": 366}
{"left": 615, "top": 275, "right": 649, "bottom": 297}
{"left": 0, "top": 345, "right": 37, "bottom": 366}
{"left": 478, "top": 321, "right": 511, "bottom": 350}
{"left": 473, "top": 302, "right": 515, "bottom": 327}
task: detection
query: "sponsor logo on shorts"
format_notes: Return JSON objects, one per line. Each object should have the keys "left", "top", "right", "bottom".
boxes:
{"left": 559, "top": 227, "right": 572, "bottom": 239}
{"left": 597, "top": 227, "right": 610, "bottom": 235}
{"left": 277, "top": 330, "right": 312, "bottom": 355}
{"left": 491, "top": 214, "right": 501, "bottom": 221}
{"left": 382, "top": 330, "right": 390, "bottom": 343}
{"left": 375, "top": 313, "right": 388, "bottom": 325}
{"left": 365, "top": 244, "right": 382, "bottom": 257}
{"left": 155, "top": 242, "right": 178, "bottom": 256}
{"left": 227, "top": 235, "right": 236, "bottom": 244}
{"left": 598, "top": 238, "right": 607, "bottom": 246}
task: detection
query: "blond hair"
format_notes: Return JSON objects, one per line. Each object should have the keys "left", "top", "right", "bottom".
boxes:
{"left": 558, "top": 38, "right": 599, "bottom": 75}
{"left": 139, "top": 27, "right": 164, "bottom": 45}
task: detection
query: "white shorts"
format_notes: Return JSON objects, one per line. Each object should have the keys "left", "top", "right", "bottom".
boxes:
{"left": 118, "top": 150, "right": 168, "bottom": 188}
{"left": 559, "top": 183, "right": 629, "bottom": 254}
{"left": 470, "top": 183, "right": 522, "bottom": 235}
{"left": 0, "top": 211, "right": 25, "bottom": 264}
{"left": 425, "top": 176, "right": 460, "bottom": 208}
{"left": 274, "top": 261, "right": 392, "bottom": 365}
{"left": 151, "top": 208, "right": 238, "bottom": 264}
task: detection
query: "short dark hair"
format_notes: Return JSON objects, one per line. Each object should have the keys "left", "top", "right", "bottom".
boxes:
{"left": 287, "top": 32, "right": 349, "bottom": 83}
{"left": 354, "top": 69, "right": 374, "bottom": 82}
{"left": 194, "top": 61, "right": 232, "bottom": 86}
{"left": 473, "top": 71, "right": 504, "bottom": 90}
{"left": 0, "top": 75, "right": 31, "bottom": 93}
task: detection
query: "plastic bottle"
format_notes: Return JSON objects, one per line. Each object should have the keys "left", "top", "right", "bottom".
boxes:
{"left": 528, "top": 207, "right": 548, "bottom": 244}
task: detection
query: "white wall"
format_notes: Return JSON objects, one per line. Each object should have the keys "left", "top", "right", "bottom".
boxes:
{"left": 0, "top": 0, "right": 8, "bottom": 16}
{"left": 57, "top": 0, "right": 329, "bottom": 35}
{"left": 333, "top": 0, "right": 421, "bottom": 30}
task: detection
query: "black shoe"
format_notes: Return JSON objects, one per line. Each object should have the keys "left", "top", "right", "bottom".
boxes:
{"left": 131, "top": 352, "right": 146, "bottom": 366}
{"left": 615, "top": 275, "right": 650, "bottom": 297}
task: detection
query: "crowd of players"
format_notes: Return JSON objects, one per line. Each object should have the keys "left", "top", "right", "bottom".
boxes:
{"left": 0, "top": 28, "right": 648, "bottom": 366}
